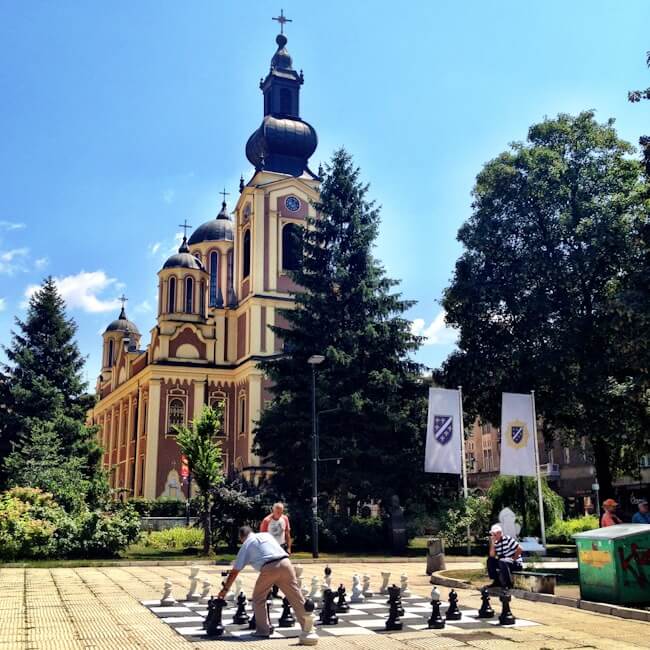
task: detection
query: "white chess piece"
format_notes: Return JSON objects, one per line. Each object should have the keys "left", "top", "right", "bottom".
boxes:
{"left": 308, "top": 576, "right": 321, "bottom": 604}
{"left": 295, "top": 565, "right": 309, "bottom": 597}
{"left": 324, "top": 569, "right": 332, "bottom": 590}
{"left": 400, "top": 573, "right": 411, "bottom": 598}
{"left": 298, "top": 603, "right": 319, "bottom": 646}
{"left": 350, "top": 574, "right": 364, "bottom": 603}
{"left": 199, "top": 578, "right": 211, "bottom": 604}
{"left": 226, "top": 578, "right": 237, "bottom": 603}
{"left": 379, "top": 571, "right": 391, "bottom": 595}
{"left": 186, "top": 565, "right": 201, "bottom": 601}
{"left": 234, "top": 578, "right": 242, "bottom": 599}
{"left": 430, "top": 585, "right": 440, "bottom": 602}
{"left": 161, "top": 578, "right": 176, "bottom": 606}
{"left": 361, "top": 574, "right": 373, "bottom": 598}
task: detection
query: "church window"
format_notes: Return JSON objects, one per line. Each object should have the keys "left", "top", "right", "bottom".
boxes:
{"left": 242, "top": 230, "right": 251, "bottom": 278}
{"left": 209, "top": 251, "right": 218, "bottom": 306}
{"left": 107, "top": 339, "right": 114, "bottom": 367}
{"left": 280, "top": 88, "right": 291, "bottom": 114}
{"left": 238, "top": 394, "right": 247, "bottom": 435}
{"left": 209, "top": 394, "right": 228, "bottom": 437}
{"left": 168, "top": 398, "right": 185, "bottom": 432}
{"left": 227, "top": 250, "right": 234, "bottom": 292}
{"left": 200, "top": 280, "right": 206, "bottom": 315}
{"left": 185, "top": 277, "right": 193, "bottom": 313}
{"left": 282, "top": 223, "right": 301, "bottom": 271}
{"left": 168, "top": 277, "right": 176, "bottom": 313}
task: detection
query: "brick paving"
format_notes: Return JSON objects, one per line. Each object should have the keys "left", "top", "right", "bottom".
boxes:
{"left": 0, "top": 561, "right": 648, "bottom": 649}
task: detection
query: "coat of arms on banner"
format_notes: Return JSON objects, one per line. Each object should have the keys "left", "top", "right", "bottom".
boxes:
{"left": 433, "top": 415, "right": 453, "bottom": 445}
{"left": 506, "top": 419, "right": 529, "bottom": 449}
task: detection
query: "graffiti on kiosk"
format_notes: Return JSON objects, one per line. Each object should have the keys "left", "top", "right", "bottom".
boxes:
{"left": 617, "top": 544, "right": 650, "bottom": 587}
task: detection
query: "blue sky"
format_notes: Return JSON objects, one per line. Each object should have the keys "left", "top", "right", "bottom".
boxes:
{"left": 1, "top": 1, "right": 648, "bottom": 385}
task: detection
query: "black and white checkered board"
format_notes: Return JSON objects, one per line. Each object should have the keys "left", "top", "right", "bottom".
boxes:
{"left": 141, "top": 593, "right": 540, "bottom": 641}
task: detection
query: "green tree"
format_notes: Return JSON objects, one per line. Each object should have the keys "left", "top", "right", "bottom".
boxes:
{"left": 175, "top": 405, "right": 225, "bottom": 554}
{"left": 628, "top": 50, "right": 650, "bottom": 175}
{"left": 255, "top": 148, "right": 427, "bottom": 515}
{"left": 439, "top": 112, "right": 649, "bottom": 499}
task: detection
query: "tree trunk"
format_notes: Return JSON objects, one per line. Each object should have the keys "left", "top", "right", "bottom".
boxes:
{"left": 592, "top": 438, "right": 614, "bottom": 501}
{"left": 203, "top": 495, "right": 212, "bottom": 555}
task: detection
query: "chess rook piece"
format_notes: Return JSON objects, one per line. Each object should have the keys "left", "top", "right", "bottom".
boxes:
{"left": 361, "top": 574, "right": 373, "bottom": 598}
{"left": 186, "top": 565, "right": 201, "bottom": 601}
{"left": 319, "top": 588, "right": 338, "bottom": 625}
{"left": 478, "top": 587, "right": 495, "bottom": 619}
{"left": 379, "top": 571, "right": 391, "bottom": 595}
{"left": 279, "top": 596, "right": 296, "bottom": 627}
{"left": 299, "top": 598, "right": 319, "bottom": 646}
{"left": 205, "top": 597, "right": 226, "bottom": 636}
{"left": 232, "top": 591, "right": 250, "bottom": 625}
{"left": 199, "top": 578, "right": 211, "bottom": 604}
{"left": 161, "top": 577, "right": 176, "bottom": 606}
{"left": 445, "top": 589, "right": 462, "bottom": 621}
{"left": 498, "top": 589, "right": 516, "bottom": 626}
{"left": 350, "top": 574, "right": 364, "bottom": 603}
{"left": 308, "top": 576, "right": 321, "bottom": 605}
{"left": 385, "top": 584, "right": 403, "bottom": 631}
{"left": 335, "top": 584, "right": 350, "bottom": 613}
{"left": 400, "top": 573, "right": 411, "bottom": 598}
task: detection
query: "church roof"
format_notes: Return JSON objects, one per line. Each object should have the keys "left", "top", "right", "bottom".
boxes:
{"left": 162, "top": 237, "right": 205, "bottom": 271}
{"left": 104, "top": 306, "right": 140, "bottom": 335}
{"left": 188, "top": 201, "right": 234, "bottom": 245}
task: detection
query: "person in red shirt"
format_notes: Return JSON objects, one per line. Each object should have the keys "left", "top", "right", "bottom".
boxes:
{"left": 260, "top": 502, "right": 292, "bottom": 553}
{"left": 601, "top": 499, "right": 622, "bottom": 527}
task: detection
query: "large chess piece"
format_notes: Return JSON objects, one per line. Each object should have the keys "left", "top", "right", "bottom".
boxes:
{"left": 478, "top": 587, "right": 495, "bottom": 619}
{"left": 308, "top": 576, "right": 321, "bottom": 605}
{"left": 498, "top": 589, "right": 516, "bottom": 625}
{"left": 335, "top": 584, "right": 350, "bottom": 613}
{"left": 379, "top": 571, "right": 391, "bottom": 595}
{"left": 324, "top": 565, "right": 332, "bottom": 590}
{"left": 279, "top": 596, "right": 296, "bottom": 627}
{"left": 427, "top": 587, "right": 444, "bottom": 629}
{"left": 295, "top": 565, "right": 309, "bottom": 598}
{"left": 298, "top": 598, "right": 319, "bottom": 646}
{"left": 248, "top": 612, "right": 256, "bottom": 630}
{"left": 161, "top": 578, "right": 176, "bottom": 606}
{"left": 186, "top": 565, "right": 201, "bottom": 601}
{"left": 400, "top": 573, "right": 411, "bottom": 598}
{"left": 234, "top": 578, "right": 242, "bottom": 600}
{"left": 361, "top": 574, "right": 373, "bottom": 598}
{"left": 445, "top": 589, "right": 462, "bottom": 621}
{"left": 385, "top": 584, "right": 403, "bottom": 631}
{"left": 272, "top": 583, "right": 281, "bottom": 599}
{"left": 205, "top": 597, "right": 226, "bottom": 637}
{"left": 319, "top": 588, "right": 338, "bottom": 625}
{"left": 199, "top": 578, "right": 211, "bottom": 605}
{"left": 350, "top": 574, "right": 364, "bottom": 603}
{"left": 232, "top": 591, "right": 250, "bottom": 625}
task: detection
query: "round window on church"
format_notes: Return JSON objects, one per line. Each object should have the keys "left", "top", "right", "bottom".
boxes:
{"left": 285, "top": 196, "right": 301, "bottom": 212}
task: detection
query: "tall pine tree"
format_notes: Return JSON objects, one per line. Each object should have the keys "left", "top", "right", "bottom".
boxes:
{"left": 255, "top": 149, "right": 427, "bottom": 514}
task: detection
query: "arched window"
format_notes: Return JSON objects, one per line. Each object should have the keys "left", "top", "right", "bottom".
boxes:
{"left": 185, "top": 277, "right": 193, "bottom": 313}
{"left": 242, "top": 230, "right": 251, "bottom": 279}
{"left": 168, "top": 277, "right": 176, "bottom": 313}
{"left": 168, "top": 398, "right": 185, "bottom": 431}
{"left": 107, "top": 339, "right": 114, "bottom": 367}
{"left": 209, "top": 251, "right": 218, "bottom": 306}
{"left": 282, "top": 223, "right": 301, "bottom": 271}
{"left": 238, "top": 394, "right": 247, "bottom": 435}
{"left": 199, "top": 280, "right": 206, "bottom": 316}
{"left": 280, "top": 88, "right": 292, "bottom": 114}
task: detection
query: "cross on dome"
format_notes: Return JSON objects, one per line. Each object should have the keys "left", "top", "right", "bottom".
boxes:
{"left": 219, "top": 188, "right": 230, "bottom": 204}
{"left": 272, "top": 9, "right": 292, "bottom": 34}
{"left": 118, "top": 294, "right": 128, "bottom": 309}
{"left": 178, "top": 219, "right": 192, "bottom": 238}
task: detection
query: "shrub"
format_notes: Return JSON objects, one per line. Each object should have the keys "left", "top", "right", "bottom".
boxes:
{"left": 438, "top": 495, "right": 492, "bottom": 548}
{"left": 72, "top": 503, "right": 141, "bottom": 558}
{"left": 319, "top": 514, "right": 386, "bottom": 551}
{"left": 547, "top": 515, "right": 599, "bottom": 544}
{"left": 142, "top": 526, "right": 204, "bottom": 551}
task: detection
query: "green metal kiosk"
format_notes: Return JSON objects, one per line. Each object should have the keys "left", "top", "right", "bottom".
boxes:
{"left": 574, "top": 524, "right": 650, "bottom": 604}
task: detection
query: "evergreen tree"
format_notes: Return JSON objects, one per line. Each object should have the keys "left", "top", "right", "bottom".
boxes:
{"left": 255, "top": 149, "right": 427, "bottom": 514}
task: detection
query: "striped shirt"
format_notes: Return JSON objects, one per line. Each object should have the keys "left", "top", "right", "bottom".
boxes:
{"left": 494, "top": 535, "right": 519, "bottom": 560}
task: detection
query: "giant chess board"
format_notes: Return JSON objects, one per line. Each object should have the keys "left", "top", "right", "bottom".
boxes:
{"left": 141, "top": 593, "right": 541, "bottom": 641}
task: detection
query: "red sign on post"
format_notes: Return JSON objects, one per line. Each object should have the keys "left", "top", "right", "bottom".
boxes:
{"left": 180, "top": 455, "right": 189, "bottom": 480}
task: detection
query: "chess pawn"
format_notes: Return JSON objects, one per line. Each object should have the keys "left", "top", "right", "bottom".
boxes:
{"left": 199, "top": 578, "right": 211, "bottom": 604}
{"left": 279, "top": 596, "right": 296, "bottom": 627}
{"left": 361, "top": 574, "right": 373, "bottom": 598}
{"left": 379, "top": 571, "right": 391, "bottom": 595}
{"left": 478, "top": 587, "right": 495, "bottom": 619}
{"left": 299, "top": 598, "right": 319, "bottom": 646}
{"left": 428, "top": 587, "right": 444, "bottom": 629}
{"left": 350, "top": 574, "right": 364, "bottom": 603}
{"left": 308, "top": 576, "right": 321, "bottom": 605}
{"left": 161, "top": 578, "right": 176, "bottom": 606}
{"left": 445, "top": 589, "right": 462, "bottom": 621}
{"left": 498, "top": 589, "right": 516, "bottom": 626}
{"left": 186, "top": 565, "right": 201, "bottom": 601}
{"left": 400, "top": 573, "right": 411, "bottom": 598}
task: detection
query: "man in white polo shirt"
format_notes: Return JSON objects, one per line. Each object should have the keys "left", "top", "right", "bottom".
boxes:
{"left": 218, "top": 526, "right": 316, "bottom": 643}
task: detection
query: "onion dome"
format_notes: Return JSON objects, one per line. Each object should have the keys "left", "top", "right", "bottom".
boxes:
{"left": 162, "top": 237, "right": 205, "bottom": 270}
{"left": 188, "top": 201, "right": 234, "bottom": 245}
{"left": 104, "top": 305, "right": 140, "bottom": 335}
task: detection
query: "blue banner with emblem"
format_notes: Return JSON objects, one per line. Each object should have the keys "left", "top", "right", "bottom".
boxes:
{"left": 425, "top": 388, "right": 462, "bottom": 474}
{"left": 499, "top": 392, "right": 537, "bottom": 477}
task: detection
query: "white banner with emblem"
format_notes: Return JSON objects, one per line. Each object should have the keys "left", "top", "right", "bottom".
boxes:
{"left": 499, "top": 392, "right": 537, "bottom": 477}
{"left": 424, "top": 388, "right": 462, "bottom": 474}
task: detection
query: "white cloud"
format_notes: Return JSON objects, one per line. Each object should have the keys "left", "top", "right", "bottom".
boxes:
{"left": 0, "top": 247, "right": 29, "bottom": 275}
{"left": 24, "top": 271, "right": 121, "bottom": 313}
{"left": 0, "top": 221, "right": 26, "bottom": 231}
{"left": 162, "top": 189, "right": 175, "bottom": 204}
{"left": 134, "top": 299, "right": 153, "bottom": 313}
{"left": 411, "top": 311, "right": 459, "bottom": 346}
{"left": 149, "top": 242, "right": 161, "bottom": 256}
{"left": 0, "top": 298, "right": 5, "bottom": 311}
{"left": 34, "top": 257, "right": 48, "bottom": 270}
{"left": 167, "top": 232, "right": 183, "bottom": 254}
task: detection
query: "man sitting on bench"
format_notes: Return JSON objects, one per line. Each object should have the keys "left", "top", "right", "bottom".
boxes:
{"left": 487, "top": 523, "right": 523, "bottom": 589}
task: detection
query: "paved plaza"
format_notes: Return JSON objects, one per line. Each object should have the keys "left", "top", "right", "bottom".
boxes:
{"left": 0, "top": 561, "right": 648, "bottom": 649}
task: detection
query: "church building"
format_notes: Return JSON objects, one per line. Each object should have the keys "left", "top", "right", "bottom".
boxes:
{"left": 89, "top": 23, "right": 319, "bottom": 500}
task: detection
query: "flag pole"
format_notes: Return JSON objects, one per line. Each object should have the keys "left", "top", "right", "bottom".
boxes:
{"left": 530, "top": 390, "right": 547, "bottom": 546}
{"left": 458, "top": 385, "right": 470, "bottom": 555}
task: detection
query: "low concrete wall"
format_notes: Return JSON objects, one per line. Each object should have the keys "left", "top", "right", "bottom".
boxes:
{"left": 140, "top": 517, "right": 200, "bottom": 531}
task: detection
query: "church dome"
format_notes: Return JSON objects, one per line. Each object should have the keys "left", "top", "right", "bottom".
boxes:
{"left": 188, "top": 202, "right": 234, "bottom": 245}
{"left": 162, "top": 237, "right": 205, "bottom": 271}
{"left": 104, "top": 306, "right": 140, "bottom": 335}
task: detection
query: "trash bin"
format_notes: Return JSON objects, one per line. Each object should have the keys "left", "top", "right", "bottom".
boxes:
{"left": 426, "top": 537, "right": 446, "bottom": 575}
{"left": 573, "top": 523, "right": 650, "bottom": 605}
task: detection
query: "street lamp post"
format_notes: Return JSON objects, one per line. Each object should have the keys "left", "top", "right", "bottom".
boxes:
{"left": 307, "top": 354, "right": 325, "bottom": 558}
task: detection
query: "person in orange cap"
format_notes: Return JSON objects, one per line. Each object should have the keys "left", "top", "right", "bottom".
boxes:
{"left": 601, "top": 498, "right": 622, "bottom": 527}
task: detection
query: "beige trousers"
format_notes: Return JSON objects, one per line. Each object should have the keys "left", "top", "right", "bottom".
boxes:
{"left": 252, "top": 558, "right": 306, "bottom": 635}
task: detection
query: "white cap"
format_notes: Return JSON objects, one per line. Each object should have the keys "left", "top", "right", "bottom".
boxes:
{"left": 490, "top": 524, "right": 503, "bottom": 535}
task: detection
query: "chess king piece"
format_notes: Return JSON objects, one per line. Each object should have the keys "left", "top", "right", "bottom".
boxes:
{"left": 478, "top": 587, "right": 495, "bottom": 619}
{"left": 445, "top": 589, "right": 462, "bottom": 621}
{"left": 324, "top": 565, "right": 332, "bottom": 590}
{"left": 361, "top": 574, "right": 373, "bottom": 598}
{"left": 298, "top": 598, "right": 319, "bottom": 646}
{"left": 498, "top": 589, "right": 516, "bottom": 625}
{"left": 319, "top": 588, "right": 338, "bottom": 625}
{"left": 279, "top": 596, "right": 296, "bottom": 627}
{"left": 161, "top": 578, "right": 176, "bottom": 606}
{"left": 199, "top": 578, "right": 211, "bottom": 604}
{"left": 385, "top": 584, "right": 403, "bottom": 631}
{"left": 232, "top": 591, "right": 250, "bottom": 625}
{"left": 335, "top": 584, "right": 350, "bottom": 613}
{"left": 205, "top": 597, "right": 226, "bottom": 637}
{"left": 186, "top": 565, "right": 201, "bottom": 601}
{"left": 428, "top": 587, "right": 444, "bottom": 629}
{"left": 380, "top": 571, "right": 391, "bottom": 595}
{"left": 400, "top": 573, "right": 411, "bottom": 598}
{"left": 350, "top": 574, "right": 364, "bottom": 603}
{"left": 308, "top": 576, "right": 321, "bottom": 605}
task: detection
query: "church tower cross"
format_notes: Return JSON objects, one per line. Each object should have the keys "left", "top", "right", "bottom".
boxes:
{"left": 178, "top": 219, "right": 192, "bottom": 238}
{"left": 272, "top": 9, "right": 292, "bottom": 34}
{"left": 119, "top": 294, "right": 128, "bottom": 309}
{"left": 219, "top": 188, "right": 230, "bottom": 204}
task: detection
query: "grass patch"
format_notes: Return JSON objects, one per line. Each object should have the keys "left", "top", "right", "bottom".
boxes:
{"left": 441, "top": 567, "right": 580, "bottom": 586}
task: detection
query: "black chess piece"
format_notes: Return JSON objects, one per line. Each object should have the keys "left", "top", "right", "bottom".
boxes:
{"left": 498, "top": 589, "right": 516, "bottom": 625}
{"left": 205, "top": 597, "right": 226, "bottom": 637}
{"left": 272, "top": 583, "right": 281, "bottom": 599}
{"left": 248, "top": 612, "right": 256, "bottom": 630}
{"left": 427, "top": 598, "right": 445, "bottom": 629}
{"left": 385, "top": 584, "right": 403, "bottom": 631}
{"left": 232, "top": 591, "right": 250, "bottom": 625}
{"left": 203, "top": 596, "right": 215, "bottom": 630}
{"left": 478, "top": 587, "right": 495, "bottom": 619}
{"left": 445, "top": 589, "right": 462, "bottom": 621}
{"left": 319, "top": 588, "right": 338, "bottom": 625}
{"left": 335, "top": 584, "right": 350, "bottom": 613}
{"left": 278, "top": 596, "right": 296, "bottom": 627}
